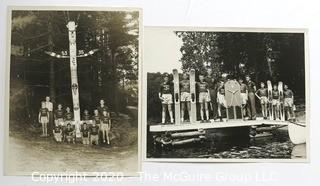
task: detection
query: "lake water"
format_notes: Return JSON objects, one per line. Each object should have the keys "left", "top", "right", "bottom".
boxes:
{"left": 147, "top": 127, "right": 306, "bottom": 159}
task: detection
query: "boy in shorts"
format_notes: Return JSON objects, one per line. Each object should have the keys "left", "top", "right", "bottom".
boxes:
{"left": 101, "top": 110, "right": 111, "bottom": 144}
{"left": 65, "top": 123, "right": 75, "bottom": 143}
{"left": 283, "top": 84, "right": 295, "bottom": 120}
{"left": 197, "top": 74, "right": 210, "bottom": 122}
{"left": 54, "top": 104, "right": 64, "bottom": 127}
{"left": 255, "top": 82, "right": 268, "bottom": 119}
{"left": 159, "top": 73, "right": 174, "bottom": 124}
{"left": 38, "top": 101, "right": 49, "bottom": 137}
{"left": 239, "top": 78, "right": 248, "bottom": 118}
{"left": 81, "top": 123, "right": 90, "bottom": 145}
{"left": 180, "top": 72, "right": 191, "bottom": 122}
{"left": 217, "top": 80, "right": 227, "bottom": 121}
{"left": 53, "top": 125, "right": 63, "bottom": 142}
{"left": 90, "top": 121, "right": 100, "bottom": 145}
{"left": 206, "top": 68, "right": 218, "bottom": 120}
{"left": 272, "top": 85, "right": 281, "bottom": 120}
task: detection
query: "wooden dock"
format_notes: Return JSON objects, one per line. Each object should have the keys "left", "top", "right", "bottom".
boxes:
{"left": 149, "top": 119, "right": 289, "bottom": 132}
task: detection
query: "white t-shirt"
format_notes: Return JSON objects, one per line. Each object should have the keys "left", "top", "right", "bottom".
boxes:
{"left": 45, "top": 101, "right": 53, "bottom": 112}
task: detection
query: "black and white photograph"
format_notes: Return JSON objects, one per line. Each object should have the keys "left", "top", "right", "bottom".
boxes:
{"left": 5, "top": 7, "right": 141, "bottom": 175}
{"left": 144, "top": 27, "right": 308, "bottom": 161}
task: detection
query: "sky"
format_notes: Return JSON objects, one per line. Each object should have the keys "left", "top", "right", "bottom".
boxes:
{"left": 144, "top": 27, "right": 182, "bottom": 73}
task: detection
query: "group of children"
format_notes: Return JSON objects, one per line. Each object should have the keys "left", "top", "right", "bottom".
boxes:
{"left": 254, "top": 81, "right": 296, "bottom": 121}
{"left": 159, "top": 69, "right": 296, "bottom": 123}
{"left": 38, "top": 99, "right": 112, "bottom": 145}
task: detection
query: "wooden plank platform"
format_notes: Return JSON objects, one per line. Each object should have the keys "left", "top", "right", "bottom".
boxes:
{"left": 149, "top": 119, "right": 289, "bottom": 132}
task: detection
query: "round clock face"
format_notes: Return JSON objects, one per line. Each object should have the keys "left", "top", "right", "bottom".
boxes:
{"left": 225, "top": 80, "right": 242, "bottom": 107}
{"left": 225, "top": 80, "right": 240, "bottom": 92}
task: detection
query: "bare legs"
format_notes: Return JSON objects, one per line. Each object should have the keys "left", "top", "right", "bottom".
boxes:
{"left": 200, "top": 101, "right": 209, "bottom": 121}
{"left": 162, "top": 104, "right": 174, "bottom": 124}
{"left": 241, "top": 104, "right": 247, "bottom": 119}
{"left": 273, "top": 105, "right": 280, "bottom": 120}
{"left": 101, "top": 127, "right": 110, "bottom": 144}
{"left": 181, "top": 102, "right": 191, "bottom": 122}
{"left": 285, "top": 106, "right": 295, "bottom": 120}
{"left": 41, "top": 122, "right": 48, "bottom": 136}
{"left": 261, "top": 103, "right": 268, "bottom": 118}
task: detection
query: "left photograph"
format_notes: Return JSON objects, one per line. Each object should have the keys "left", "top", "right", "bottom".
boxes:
{"left": 5, "top": 7, "right": 141, "bottom": 175}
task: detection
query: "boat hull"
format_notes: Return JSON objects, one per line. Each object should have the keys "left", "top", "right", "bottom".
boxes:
{"left": 288, "top": 123, "right": 306, "bottom": 145}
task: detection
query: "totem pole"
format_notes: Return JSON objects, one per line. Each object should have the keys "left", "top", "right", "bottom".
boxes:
{"left": 46, "top": 21, "right": 98, "bottom": 138}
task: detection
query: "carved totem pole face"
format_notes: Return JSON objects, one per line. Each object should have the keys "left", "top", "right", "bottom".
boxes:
{"left": 67, "top": 21, "right": 77, "bottom": 44}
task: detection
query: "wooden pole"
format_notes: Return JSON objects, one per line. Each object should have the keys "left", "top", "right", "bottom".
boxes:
{"left": 48, "top": 15, "right": 56, "bottom": 105}
{"left": 67, "top": 21, "right": 81, "bottom": 137}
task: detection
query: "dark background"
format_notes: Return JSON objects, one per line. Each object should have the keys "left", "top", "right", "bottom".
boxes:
{"left": 147, "top": 31, "right": 305, "bottom": 122}
{"left": 10, "top": 10, "right": 139, "bottom": 123}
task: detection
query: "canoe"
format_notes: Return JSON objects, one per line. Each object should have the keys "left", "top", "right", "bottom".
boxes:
{"left": 288, "top": 121, "right": 306, "bottom": 145}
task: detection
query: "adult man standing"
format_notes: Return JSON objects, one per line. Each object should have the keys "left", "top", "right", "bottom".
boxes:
{"left": 245, "top": 75, "right": 256, "bottom": 120}
{"left": 45, "top": 96, "right": 53, "bottom": 134}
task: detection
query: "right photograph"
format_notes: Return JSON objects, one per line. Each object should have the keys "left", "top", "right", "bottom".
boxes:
{"left": 144, "top": 27, "right": 308, "bottom": 161}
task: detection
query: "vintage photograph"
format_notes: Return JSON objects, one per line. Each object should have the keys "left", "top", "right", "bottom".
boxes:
{"left": 5, "top": 7, "right": 141, "bottom": 175}
{"left": 144, "top": 27, "right": 308, "bottom": 161}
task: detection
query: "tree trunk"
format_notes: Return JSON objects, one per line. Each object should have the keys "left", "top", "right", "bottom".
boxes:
{"left": 111, "top": 51, "right": 119, "bottom": 115}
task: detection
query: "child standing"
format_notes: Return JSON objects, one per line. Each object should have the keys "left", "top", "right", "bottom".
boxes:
{"left": 159, "top": 73, "right": 174, "bottom": 124}
{"left": 38, "top": 101, "right": 49, "bottom": 137}
{"left": 283, "top": 84, "right": 296, "bottom": 120}
{"left": 101, "top": 110, "right": 111, "bottom": 144}
{"left": 54, "top": 104, "right": 64, "bottom": 127}
{"left": 239, "top": 78, "right": 248, "bottom": 118}
{"left": 206, "top": 71, "right": 218, "bottom": 120}
{"left": 255, "top": 82, "right": 268, "bottom": 119}
{"left": 197, "top": 74, "right": 210, "bottom": 122}
{"left": 272, "top": 85, "right": 281, "bottom": 120}
{"left": 217, "top": 80, "right": 227, "bottom": 121}
{"left": 180, "top": 73, "right": 191, "bottom": 122}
